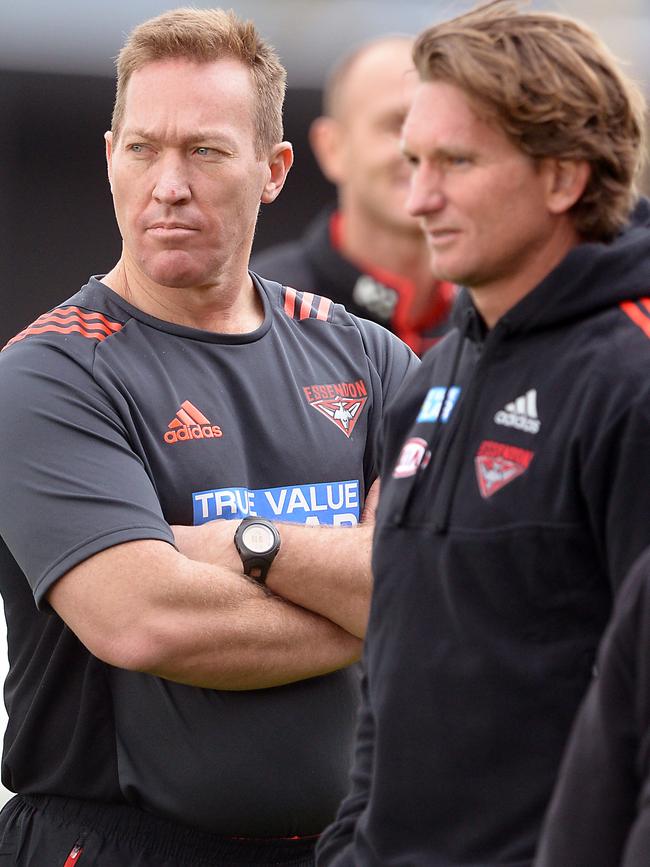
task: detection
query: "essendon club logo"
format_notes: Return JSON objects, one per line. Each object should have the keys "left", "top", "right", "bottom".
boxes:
{"left": 164, "top": 400, "right": 223, "bottom": 445}
{"left": 303, "top": 379, "right": 368, "bottom": 438}
{"left": 392, "top": 437, "right": 431, "bottom": 479}
{"left": 475, "top": 440, "right": 533, "bottom": 498}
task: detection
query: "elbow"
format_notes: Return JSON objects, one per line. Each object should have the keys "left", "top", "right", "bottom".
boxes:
{"left": 350, "top": 612, "right": 369, "bottom": 641}
{"left": 339, "top": 590, "right": 371, "bottom": 640}
{"left": 80, "top": 616, "right": 176, "bottom": 674}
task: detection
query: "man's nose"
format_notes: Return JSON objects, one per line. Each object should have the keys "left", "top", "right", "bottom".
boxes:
{"left": 405, "top": 165, "right": 445, "bottom": 217}
{"left": 152, "top": 154, "right": 191, "bottom": 204}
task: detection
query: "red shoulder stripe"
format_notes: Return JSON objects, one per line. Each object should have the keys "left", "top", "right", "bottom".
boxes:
{"left": 620, "top": 299, "right": 650, "bottom": 339}
{"left": 21, "top": 305, "right": 122, "bottom": 333}
{"left": 299, "top": 292, "right": 315, "bottom": 320}
{"left": 3, "top": 306, "right": 124, "bottom": 351}
{"left": 315, "top": 295, "right": 332, "bottom": 321}
{"left": 281, "top": 287, "right": 332, "bottom": 323}
{"left": 18, "top": 316, "right": 113, "bottom": 338}
{"left": 43, "top": 306, "right": 123, "bottom": 332}
{"left": 283, "top": 287, "right": 297, "bottom": 318}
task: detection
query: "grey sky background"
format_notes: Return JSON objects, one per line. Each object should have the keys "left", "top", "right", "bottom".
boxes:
{"left": 1, "top": 0, "right": 649, "bottom": 93}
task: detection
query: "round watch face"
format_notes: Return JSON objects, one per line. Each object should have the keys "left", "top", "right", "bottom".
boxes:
{"left": 241, "top": 523, "right": 276, "bottom": 554}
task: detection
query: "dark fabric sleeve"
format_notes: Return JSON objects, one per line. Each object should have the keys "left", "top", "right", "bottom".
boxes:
{"left": 351, "top": 314, "right": 420, "bottom": 408}
{"left": 534, "top": 550, "right": 650, "bottom": 867}
{"left": 316, "top": 670, "right": 375, "bottom": 866}
{"left": 580, "top": 384, "right": 650, "bottom": 592}
{"left": 350, "top": 316, "right": 420, "bottom": 490}
{"left": 0, "top": 340, "right": 175, "bottom": 607}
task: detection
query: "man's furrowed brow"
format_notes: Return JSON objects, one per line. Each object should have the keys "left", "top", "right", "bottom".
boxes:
{"left": 122, "top": 126, "right": 235, "bottom": 146}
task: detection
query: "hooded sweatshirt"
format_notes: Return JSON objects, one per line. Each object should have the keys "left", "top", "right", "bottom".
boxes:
{"left": 317, "top": 199, "right": 650, "bottom": 867}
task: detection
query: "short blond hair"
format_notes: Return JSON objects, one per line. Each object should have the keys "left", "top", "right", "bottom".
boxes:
{"left": 414, "top": 0, "right": 647, "bottom": 241}
{"left": 112, "top": 7, "right": 286, "bottom": 157}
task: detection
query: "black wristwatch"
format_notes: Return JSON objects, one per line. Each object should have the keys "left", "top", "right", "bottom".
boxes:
{"left": 234, "top": 517, "right": 281, "bottom": 584}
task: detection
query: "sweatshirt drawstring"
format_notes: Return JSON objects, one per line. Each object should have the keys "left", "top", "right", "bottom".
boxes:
{"left": 394, "top": 309, "right": 473, "bottom": 527}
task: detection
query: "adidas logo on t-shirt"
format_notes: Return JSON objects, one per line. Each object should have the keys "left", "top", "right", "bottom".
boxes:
{"left": 163, "top": 400, "right": 223, "bottom": 444}
{"left": 494, "top": 389, "right": 541, "bottom": 434}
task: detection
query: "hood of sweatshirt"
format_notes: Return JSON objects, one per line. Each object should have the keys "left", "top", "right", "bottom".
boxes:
{"left": 452, "top": 197, "right": 650, "bottom": 339}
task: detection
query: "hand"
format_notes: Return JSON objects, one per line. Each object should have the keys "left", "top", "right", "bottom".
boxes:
{"left": 361, "top": 478, "right": 380, "bottom": 525}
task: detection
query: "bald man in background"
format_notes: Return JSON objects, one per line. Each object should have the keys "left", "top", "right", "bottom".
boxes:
{"left": 252, "top": 36, "right": 455, "bottom": 356}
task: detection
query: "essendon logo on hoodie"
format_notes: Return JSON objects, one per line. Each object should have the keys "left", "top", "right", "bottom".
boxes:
{"left": 303, "top": 379, "right": 367, "bottom": 437}
{"left": 475, "top": 440, "right": 533, "bottom": 498}
{"left": 164, "top": 400, "right": 223, "bottom": 445}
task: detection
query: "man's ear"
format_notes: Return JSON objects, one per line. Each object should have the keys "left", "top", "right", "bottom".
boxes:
{"left": 104, "top": 130, "right": 114, "bottom": 193}
{"left": 261, "top": 142, "right": 294, "bottom": 204}
{"left": 309, "top": 116, "right": 347, "bottom": 185}
{"left": 543, "top": 158, "right": 591, "bottom": 215}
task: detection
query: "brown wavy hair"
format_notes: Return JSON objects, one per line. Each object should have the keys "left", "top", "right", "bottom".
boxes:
{"left": 111, "top": 7, "right": 286, "bottom": 157}
{"left": 413, "top": 0, "right": 647, "bottom": 240}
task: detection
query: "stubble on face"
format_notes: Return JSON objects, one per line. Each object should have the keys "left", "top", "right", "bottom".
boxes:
{"left": 107, "top": 58, "right": 269, "bottom": 296}
{"left": 402, "top": 80, "right": 565, "bottom": 313}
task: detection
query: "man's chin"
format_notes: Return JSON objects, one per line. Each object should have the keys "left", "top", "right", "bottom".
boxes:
{"left": 143, "top": 256, "right": 205, "bottom": 289}
{"left": 157, "top": 275, "right": 200, "bottom": 289}
{"left": 426, "top": 254, "right": 463, "bottom": 285}
{"left": 145, "top": 271, "right": 199, "bottom": 289}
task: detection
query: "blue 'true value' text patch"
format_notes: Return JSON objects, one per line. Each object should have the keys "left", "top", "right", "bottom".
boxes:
{"left": 192, "top": 480, "right": 360, "bottom": 526}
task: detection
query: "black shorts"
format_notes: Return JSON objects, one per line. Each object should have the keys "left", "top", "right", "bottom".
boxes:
{"left": 0, "top": 795, "right": 317, "bottom": 866}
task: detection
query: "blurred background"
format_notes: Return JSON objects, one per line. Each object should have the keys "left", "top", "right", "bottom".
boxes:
{"left": 0, "top": 0, "right": 648, "bottom": 803}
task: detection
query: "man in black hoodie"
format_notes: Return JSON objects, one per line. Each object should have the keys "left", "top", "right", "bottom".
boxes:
{"left": 317, "top": 1, "right": 650, "bottom": 865}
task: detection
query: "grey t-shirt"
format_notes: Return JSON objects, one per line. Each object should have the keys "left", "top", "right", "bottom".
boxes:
{"left": 0, "top": 274, "right": 418, "bottom": 836}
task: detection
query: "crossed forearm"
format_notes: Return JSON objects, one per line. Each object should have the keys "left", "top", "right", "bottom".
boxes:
{"left": 48, "top": 538, "right": 362, "bottom": 690}
{"left": 173, "top": 519, "right": 373, "bottom": 638}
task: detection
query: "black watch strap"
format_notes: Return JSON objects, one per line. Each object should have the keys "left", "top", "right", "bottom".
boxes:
{"left": 234, "top": 517, "right": 281, "bottom": 584}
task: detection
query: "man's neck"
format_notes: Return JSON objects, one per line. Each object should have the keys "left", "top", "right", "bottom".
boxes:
{"left": 337, "top": 209, "right": 439, "bottom": 315}
{"left": 470, "top": 226, "right": 582, "bottom": 329}
{"left": 102, "top": 256, "right": 264, "bottom": 334}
